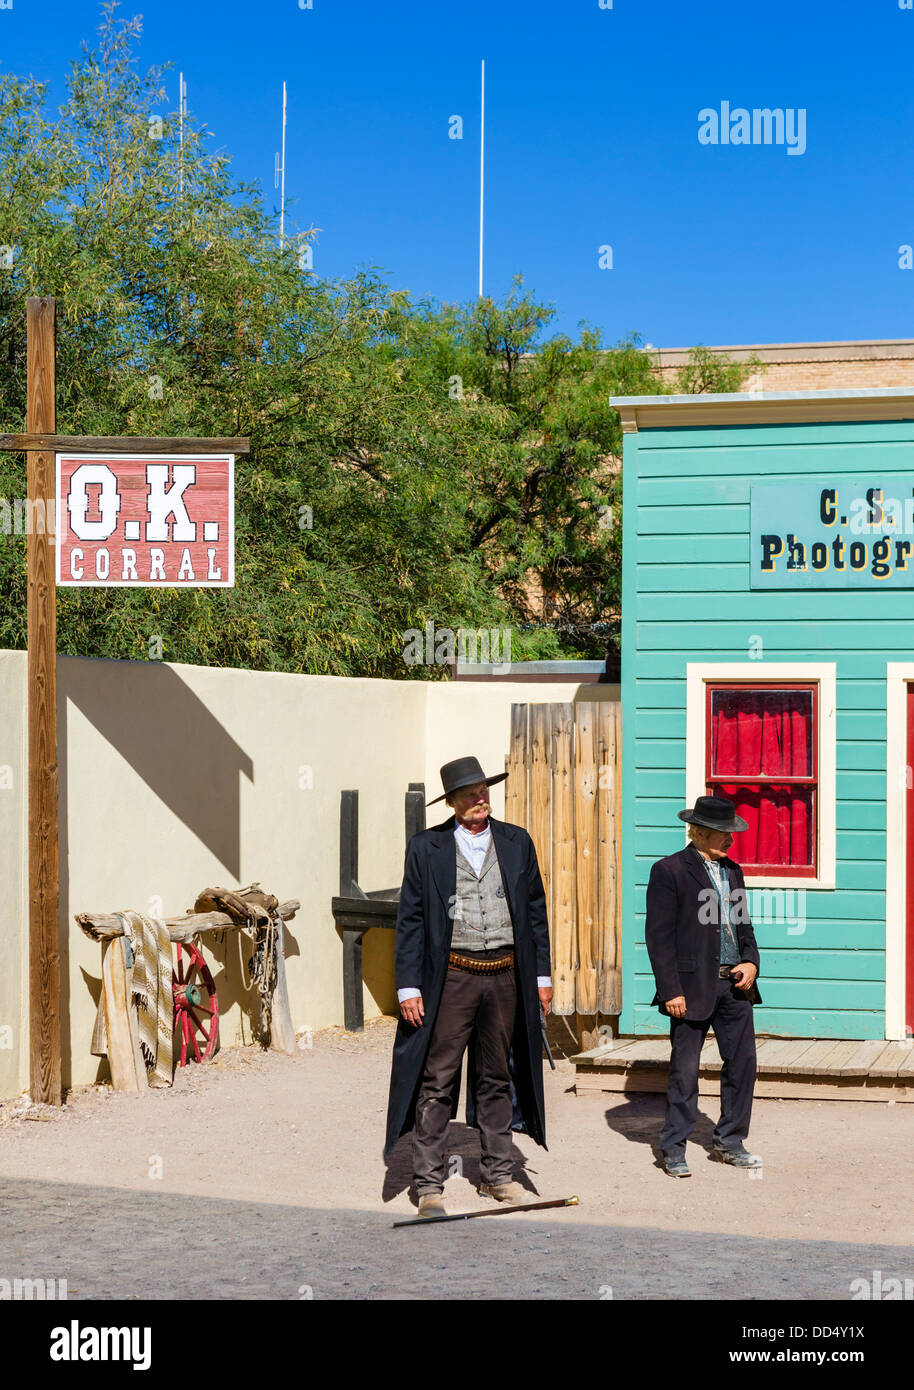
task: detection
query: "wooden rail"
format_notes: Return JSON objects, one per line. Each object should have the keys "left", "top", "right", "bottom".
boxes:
{"left": 0, "top": 434, "right": 250, "bottom": 453}
{"left": 77, "top": 900, "right": 300, "bottom": 942}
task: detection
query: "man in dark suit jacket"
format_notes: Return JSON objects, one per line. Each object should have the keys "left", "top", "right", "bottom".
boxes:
{"left": 384, "top": 756, "right": 553, "bottom": 1216}
{"left": 645, "top": 795, "right": 762, "bottom": 1178}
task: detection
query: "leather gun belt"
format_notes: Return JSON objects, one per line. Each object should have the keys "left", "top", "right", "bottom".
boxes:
{"left": 448, "top": 950, "right": 515, "bottom": 975}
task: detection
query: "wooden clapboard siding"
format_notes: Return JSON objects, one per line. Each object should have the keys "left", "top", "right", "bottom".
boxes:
{"left": 631, "top": 972, "right": 884, "bottom": 1010}
{"left": 620, "top": 416, "right": 914, "bottom": 1040}
{"left": 507, "top": 701, "right": 622, "bottom": 1017}
{"left": 631, "top": 1003, "right": 885, "bottom": 1040}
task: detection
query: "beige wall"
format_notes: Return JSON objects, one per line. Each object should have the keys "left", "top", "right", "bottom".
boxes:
{"left": 0, "top": 654, "right": 27, "bottom": 1104}
{"left": 0, "top": 651, "right": 616, "bottom": 1099}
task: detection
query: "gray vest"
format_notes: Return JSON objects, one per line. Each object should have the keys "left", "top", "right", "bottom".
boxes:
{"left": 450, "top": 837, "right": 515, "bottom": 951}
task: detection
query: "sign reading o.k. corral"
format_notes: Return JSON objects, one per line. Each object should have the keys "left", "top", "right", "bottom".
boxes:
{"left": 55, "top": 453, "right": 234, "bottom": 587}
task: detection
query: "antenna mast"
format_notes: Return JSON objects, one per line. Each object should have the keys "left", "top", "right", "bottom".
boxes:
{"left": 178, "top": 72, "right": 187, "bottom": 196}
{"left": 275, "top": 81, "right": 287, "bottom": 249}
{"left": 478, "top": 60, "right": 485, "bottom": 299}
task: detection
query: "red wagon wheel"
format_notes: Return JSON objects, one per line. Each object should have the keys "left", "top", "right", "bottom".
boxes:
{"left": 172, "top": 941, "right": 219, "bottom": 1066}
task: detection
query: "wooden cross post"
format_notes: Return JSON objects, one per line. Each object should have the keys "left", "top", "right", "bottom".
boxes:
{"left": 1, "top": 295, "right": 249, "bottom": 1104}
{"left": 26, "top": 296, "right": 60, "bottom": 1104}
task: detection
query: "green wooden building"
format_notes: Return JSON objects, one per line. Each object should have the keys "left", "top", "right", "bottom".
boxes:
{"left": 613, "top": 389, "right": 914, "bottom": 1042}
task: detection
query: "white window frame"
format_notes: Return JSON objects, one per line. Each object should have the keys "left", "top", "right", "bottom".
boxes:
{"left": 685, "top": 662, "right": 836, "bottom": 891}
{"left": 884, "top": 664, "right": 912, "bottom": 1041}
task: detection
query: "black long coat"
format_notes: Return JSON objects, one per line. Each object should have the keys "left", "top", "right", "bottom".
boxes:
{"left": 645, "top": 843, "right": 762, "bottom": 1020}
{"left": 383, "top": 815, "right": 551, "bottom": 1157}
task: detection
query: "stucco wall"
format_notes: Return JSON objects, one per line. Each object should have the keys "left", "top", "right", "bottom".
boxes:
{"left": 0, "top": 653, "right": 27, "bottom": 1105}
{"left": 0, "top": 653, "right": 614, "bottom": 1099}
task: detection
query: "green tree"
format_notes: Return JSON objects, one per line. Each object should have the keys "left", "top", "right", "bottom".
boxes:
{"left": 0, "top": 6, "right": 753, "bottom": 677}
{"left": 0, "top": 6, "right": 516, "bottom": 676}
{"left": 380, "top": 281, "right": 663, "bottom": 659}
{"left": 674, "top": 344, "right": 764, "bottom": 394}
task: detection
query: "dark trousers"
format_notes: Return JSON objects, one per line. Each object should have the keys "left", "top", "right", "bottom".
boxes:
{"left": 660, "top": 977, "right": 757, "bottom": 1156}
{"left": 413, "top": 958, "right": 516, "bottom": 1194}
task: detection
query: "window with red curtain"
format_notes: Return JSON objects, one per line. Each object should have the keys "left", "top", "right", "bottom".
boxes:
{"left": 705, "top": 683, "right": 817, "bottom": 877}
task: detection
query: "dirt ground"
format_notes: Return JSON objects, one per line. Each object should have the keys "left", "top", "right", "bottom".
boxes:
{"left": 1, "top": 1015, "right": 912, "bottom": 1300}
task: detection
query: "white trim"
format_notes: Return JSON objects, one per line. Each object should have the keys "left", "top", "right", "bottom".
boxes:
{"left": 885, "top": 664, "right": 912, "bottom": 1041}
{"left": 611, "top": 390, "right": 914, "bottom": 432}
{"left": 685, "top": 662, "right": 837, "bottom": 891}
{"left": 612, "top": 387, "right": 914, "bottom": 405}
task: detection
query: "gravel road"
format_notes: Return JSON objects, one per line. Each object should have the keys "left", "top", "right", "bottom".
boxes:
{"left": 1, "top": 1016, "right": 911, "bottom": 1300}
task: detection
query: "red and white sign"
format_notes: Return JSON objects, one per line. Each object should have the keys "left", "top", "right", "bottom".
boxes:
{"left": 55, "top": 453, "right": 234, "bottom": 588}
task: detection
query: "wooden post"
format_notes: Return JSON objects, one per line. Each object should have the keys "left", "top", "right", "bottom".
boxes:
{"left": 405, "top": 782, "right": 426, "bottom": 844}
{"left": 550, "top": 703, "right": 576, "bottom": 1014}
{"left": 268, "top": 915, "right": 297, "bottom": 1056}
{"left": 0, "top": 298, "right": 247, "bottom": 1097}
{"left": 26, "top": 296, "right": 61, "bottom": 1105}
{"left": 504, "top": 703, "right": 528, "bottom": 829}
{"left": 598, "top": 700, "right": 622, "bottom": 1015}
{"left": 528, "top": 704, "right": 552, "bottom": 956}
{"left": 340, "top": 790, "right": 360, "bottom": 897}
{"left": 574, "top": 703, "right": 599, "bottom": 1015}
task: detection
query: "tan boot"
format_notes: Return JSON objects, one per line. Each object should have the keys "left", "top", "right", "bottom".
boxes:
{"left": 479, "top": 1181, "right": 528, "bottom": 1203}
{"left": 417, "top": 1192, "right": 446, "bottom": 1217}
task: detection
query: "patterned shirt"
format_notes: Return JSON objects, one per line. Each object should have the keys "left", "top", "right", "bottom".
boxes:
{"left": 701, "top": 855, "right": 742, "bottom": 965}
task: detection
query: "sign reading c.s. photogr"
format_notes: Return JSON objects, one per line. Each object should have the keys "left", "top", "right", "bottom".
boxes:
{"left": 55, "top": 453, "right": 234, "bottom": 587}
{"left": 750, "top": 479, "right": 914, "bottom": 588}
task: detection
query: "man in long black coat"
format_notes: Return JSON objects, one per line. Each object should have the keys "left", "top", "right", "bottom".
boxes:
{"left": 384, "top": 756, "right": 553, "bottom": 1216}
{"left": 645, "top": 795, "right": 763, "bottom": 1178}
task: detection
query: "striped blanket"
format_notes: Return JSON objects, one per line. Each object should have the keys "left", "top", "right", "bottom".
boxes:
{"left": 121, "top": 911, "right": 174, "bottom": 1088}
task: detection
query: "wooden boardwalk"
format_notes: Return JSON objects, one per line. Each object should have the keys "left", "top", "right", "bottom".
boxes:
{"left": 573, "top": 1036, "right": 914, "bottom": 1102}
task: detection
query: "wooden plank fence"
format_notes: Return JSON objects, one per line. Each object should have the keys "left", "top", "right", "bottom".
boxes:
{"left": 505, "top": 701, "right": 622, "bottom": 1017}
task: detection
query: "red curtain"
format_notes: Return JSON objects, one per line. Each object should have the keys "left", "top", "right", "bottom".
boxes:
{"left": 711, "top": 690, "right": 813, "bottom": 868}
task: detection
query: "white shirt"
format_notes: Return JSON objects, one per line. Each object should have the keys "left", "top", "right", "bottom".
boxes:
{"left": 398, "top": 819, "right": 553, "bottom": 1001}
{"left": 454, "top": 818, "right": 492, "bottom": 876}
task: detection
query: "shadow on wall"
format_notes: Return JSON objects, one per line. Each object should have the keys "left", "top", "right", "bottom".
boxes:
{"left": 57, "top": 657, "right": 255, "bottom": 1089}
{"left": 59, "top": 657, "right": 254, "bottom": 873}
{"left": 362, "top": 931, "right": 397, "bottom": 1019}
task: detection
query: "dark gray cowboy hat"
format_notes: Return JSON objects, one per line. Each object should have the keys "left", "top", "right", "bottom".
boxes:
{"left": 426, "top": 755, "right": 508, "bottom": 807}
{"left": 678, "top": 795, "right": 748, "bottom": 834}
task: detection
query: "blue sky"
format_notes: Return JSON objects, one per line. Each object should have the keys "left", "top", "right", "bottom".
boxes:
{"left": 2, "top": 0, "right": 913, "bottom": 348}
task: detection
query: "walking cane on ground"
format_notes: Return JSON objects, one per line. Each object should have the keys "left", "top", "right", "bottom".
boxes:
{"left": 393, "top": 1196, "right": 579, "bottom": 1228}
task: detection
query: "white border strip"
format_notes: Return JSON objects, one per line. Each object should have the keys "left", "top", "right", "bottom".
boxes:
{"left": 885, "top": 663, "right": 912, "bottom": 1040}
{"left": 685, "top": 662, "right": 836, "bottom": 890}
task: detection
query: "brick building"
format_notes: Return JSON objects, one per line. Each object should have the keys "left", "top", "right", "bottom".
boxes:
{"left": 650, "top": 339, "right": 914, "bottom": 393}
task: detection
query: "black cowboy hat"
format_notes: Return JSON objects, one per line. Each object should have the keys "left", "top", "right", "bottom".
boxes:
{"left": 678, "top": 794, "right": 747, "bottom": 834}
{"left": 426, "top": 755, "right": 508, "bottom": 807}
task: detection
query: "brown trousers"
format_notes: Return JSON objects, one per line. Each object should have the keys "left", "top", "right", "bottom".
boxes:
{"left": 413, "top": 955, "right": 516, "bottom": 1194}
